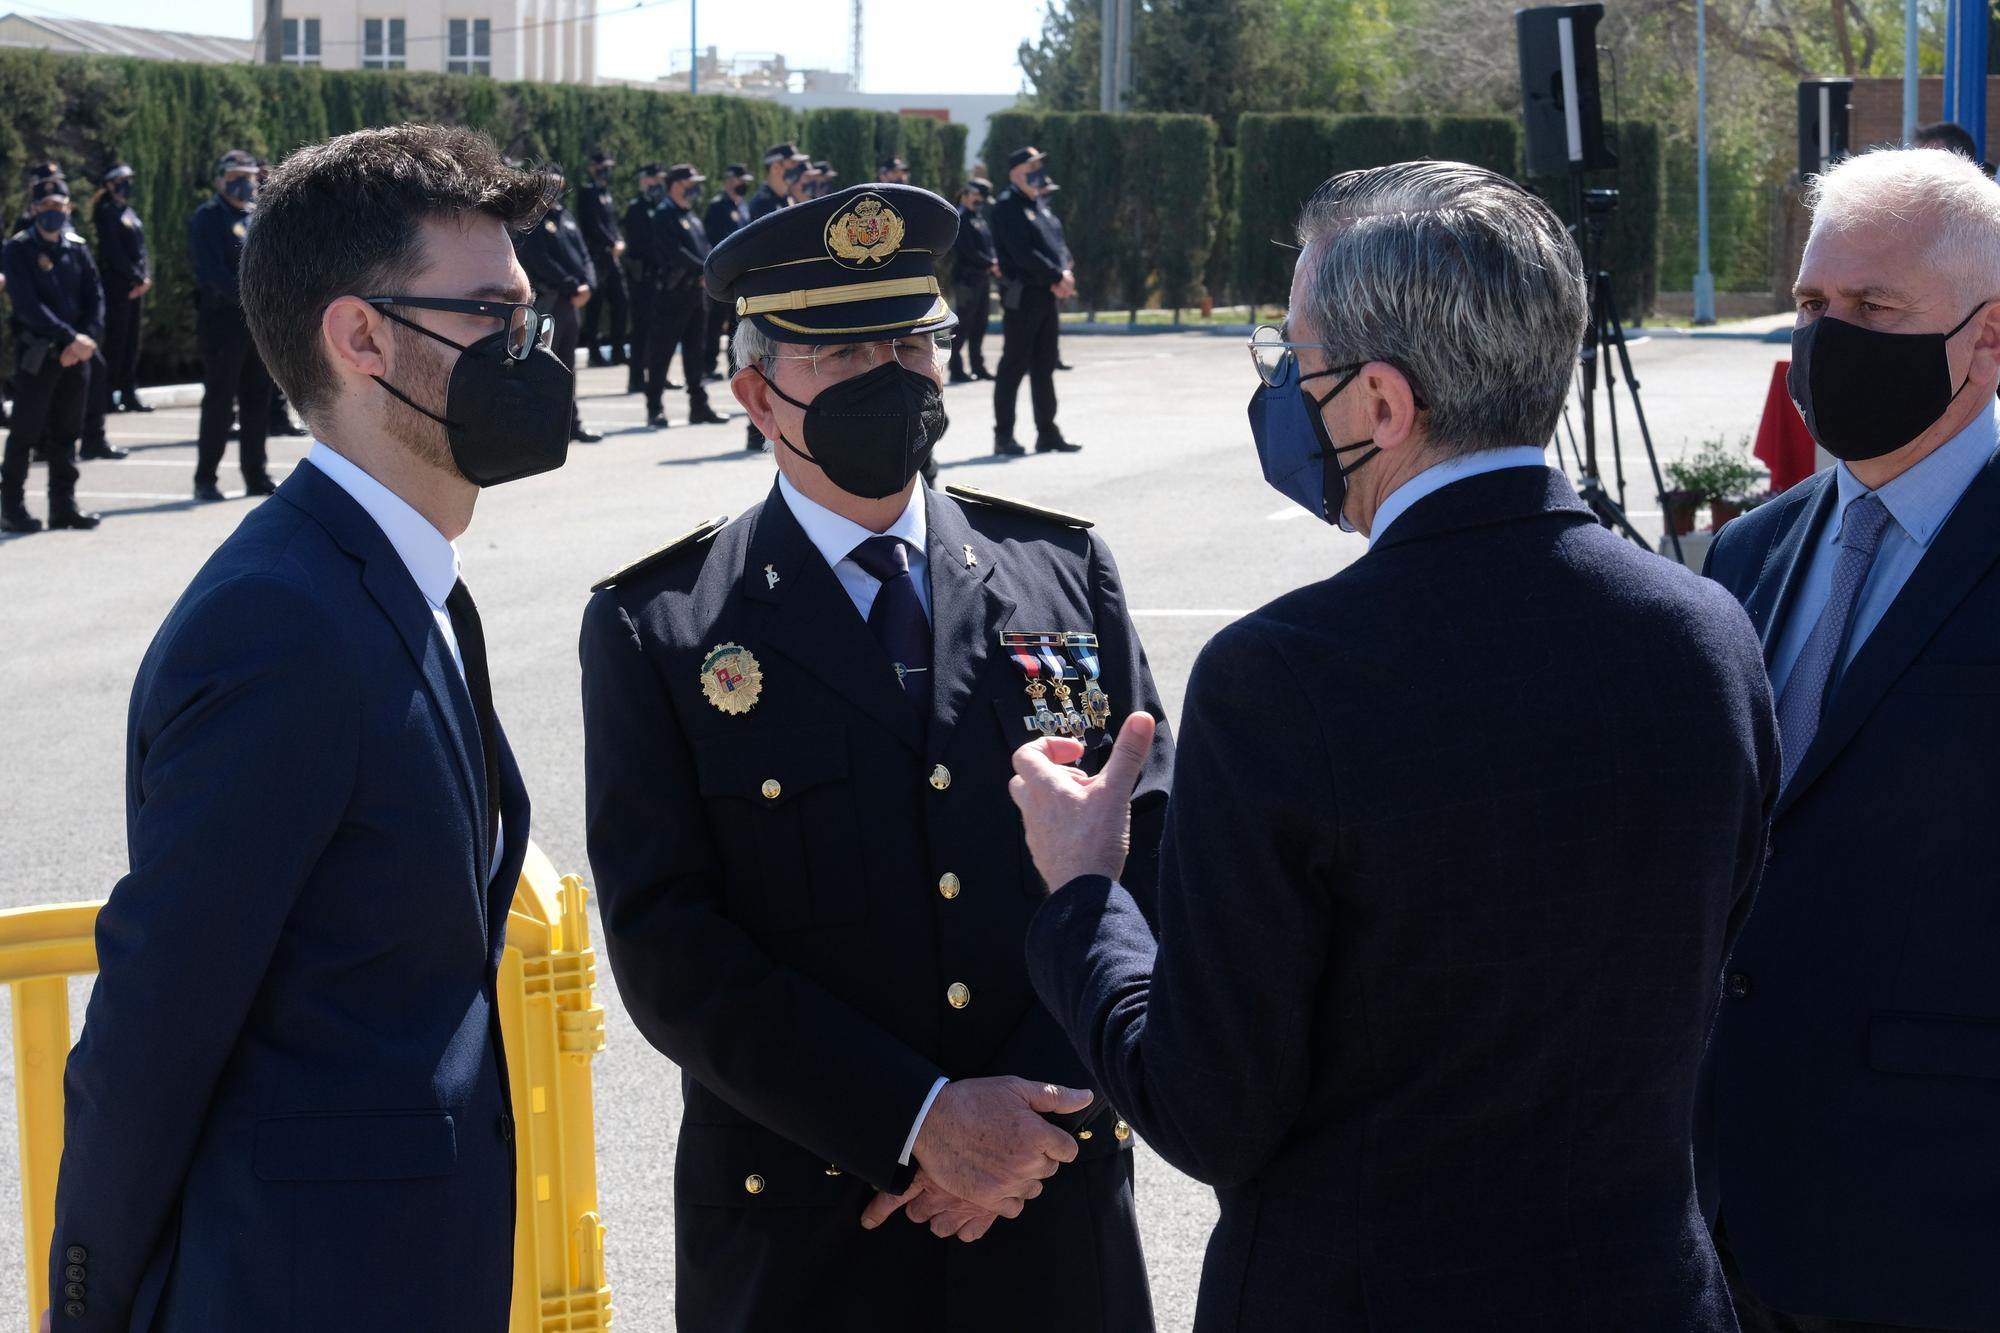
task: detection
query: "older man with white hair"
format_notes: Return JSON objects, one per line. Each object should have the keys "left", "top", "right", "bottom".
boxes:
{"left": 1007, "top": 160, "right": 1776, "bottom": 1332}
{"left": 1700, "top": 147, "right": 2000, "bottom": 1333}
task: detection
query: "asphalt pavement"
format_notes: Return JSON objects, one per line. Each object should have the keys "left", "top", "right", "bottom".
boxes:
{"left": 0, "top": 323, "right": 1790, "bottom": 1329}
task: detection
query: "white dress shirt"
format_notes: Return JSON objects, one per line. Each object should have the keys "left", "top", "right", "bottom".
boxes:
{"left": 775, "top": 472, "right": 948, "bottom": 1165}
{"left": 305, "top": 442, "right": 502, "bottom": 865}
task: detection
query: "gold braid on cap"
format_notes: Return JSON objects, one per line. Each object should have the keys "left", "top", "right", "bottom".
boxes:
{"left": 735, "top": 276, "right": 940, "bottom": 317}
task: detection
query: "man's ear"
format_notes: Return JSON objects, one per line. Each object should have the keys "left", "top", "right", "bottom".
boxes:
{"left": 732, "top": 365, "right": 780, "bottom": 439}
{"left": 323, "top": 296, "right": 392, "bottom": 382}
{"left": 1360, "top": 362, "right": 1423, "bottom": 452}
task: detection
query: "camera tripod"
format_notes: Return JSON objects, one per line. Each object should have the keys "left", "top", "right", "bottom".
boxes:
{"left": 1564, "top": 178, "right": 1682, "bottom": 565}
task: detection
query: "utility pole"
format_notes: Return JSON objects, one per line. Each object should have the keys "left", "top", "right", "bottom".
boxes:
{"left": 1903, "top": 0, "right": 1920, "bottom": 142}
{"left": 264, "top": 0, "right": 283, "bottom": 64}
{"left": 1693, "top": 0, "right": 1715, "bottom": 325}
{"left": 850, "top": 0, "right": 863, "bottom": 92}
{"left": 1099, "top": 0, "right": 1133, "bottom": 112}
{"left": 689, "top": 0, "right": 697, "bottom": 94}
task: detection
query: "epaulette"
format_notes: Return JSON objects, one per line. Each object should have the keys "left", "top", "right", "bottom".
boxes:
{"left": 944, "top": 484, "right": 1093, "bottom": 529}
{"left": 591, "top": 515, "right": 728, "bottom": 592}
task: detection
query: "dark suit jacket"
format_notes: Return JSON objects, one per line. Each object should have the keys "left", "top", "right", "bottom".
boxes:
{"left": 51, "top": 461, "right": 528, "bottom": 1332}
{"left": 1701, "top": 454, "right": 2000, "bottom": 1330}
{"left": 1030, "top": 467, "right": 1776, "bottom": 1332}
{"left": 580, "top": 481, "right": 1174, "bottom": 1332}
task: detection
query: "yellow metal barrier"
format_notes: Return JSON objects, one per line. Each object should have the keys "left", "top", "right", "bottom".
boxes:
{"left": 0, "top": 841, "right": 613, "bottom": 1332}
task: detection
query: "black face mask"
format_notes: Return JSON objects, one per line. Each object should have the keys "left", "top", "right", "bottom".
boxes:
{"left": 760, "top": 360, "right": 948, "bottom": 499}
{"left": 373, "top": 313, "right": 574, "bottom": 487}
{"left": 643, "top": 183, "right": 666, "bottom": 204}
{"left": 1789, "top": 304, "right": 1986, "bottom": 462}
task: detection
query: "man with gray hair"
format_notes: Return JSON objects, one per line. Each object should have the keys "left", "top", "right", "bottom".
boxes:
{"left": 1007, "top": 160, "right": 1775, "bottom": 1331}
{"left": 1700, "top": 146, "right": 2000, "bottom": 1333}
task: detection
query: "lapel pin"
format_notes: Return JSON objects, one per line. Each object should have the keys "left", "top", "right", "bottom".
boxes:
{"left": 764, "top": 563, "right": 780, "bottom": 590}
{"left": 963, "top": 544, "right": 977, "bottom": 568}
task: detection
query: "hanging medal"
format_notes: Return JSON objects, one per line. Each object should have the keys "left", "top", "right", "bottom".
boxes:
{"left": 1035, "top": 634, "right": 1090, "bottom": 738}
{"left": 1002, "top": 631, "right": 1065, "bottom": 737}
{"left": 1063, "top": 632, "right": 1113, "bottom": 731}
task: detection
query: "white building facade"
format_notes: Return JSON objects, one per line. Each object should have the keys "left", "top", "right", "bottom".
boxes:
{"left": 261, "top": 0, "right": 593, "bottom": 83}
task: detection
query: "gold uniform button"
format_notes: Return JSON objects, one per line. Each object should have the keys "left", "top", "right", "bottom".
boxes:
{"left": 938, "top": 872, "right": 962, "bottom": 900}
{"left": 1077, "top": 1129, "right": 1093, "bottom": 1141}
{"left": 1114, "top": 1119, "right": 1132, "bottom": 1142}
{"left": 824, "top": 1165, "right": 843, "bottom": 1177}
{"left": 929, "top": 764, "right": 951, "bottom": 790}
{"left": 760, "top": 779, "right": 781, "bottom": 800}
{"left": 744, "top": 1173, "right": 766, "bottom": 1195}
{"left": 946, "top": 982, "right": 971, "bottom": 1009}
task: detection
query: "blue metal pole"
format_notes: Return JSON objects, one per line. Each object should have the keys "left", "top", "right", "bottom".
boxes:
{"left": 1944, "top": 0, "right": 1959, "bottom": 128}
{"left": 1904, "top": 0, "right": 1920, "bottom": 141}
{"left": 1694, "top": 0, "right": 1714, "bottom": 324}
{"left": 689, "top": 0, "right": 698, "bottom": 94}
{"left": 1964, "top": 0, "right": 1988, "bottom": 160}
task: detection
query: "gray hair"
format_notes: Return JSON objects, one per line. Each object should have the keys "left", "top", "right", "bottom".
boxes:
{"left": 1803, "top": 147, "right": 2000, "bottom": 298}
{"left": 1295, "top": 160, "right": 1586, "bottom": 456}
{"left": 732, "top": 317, "right": 779, "bottom": 373}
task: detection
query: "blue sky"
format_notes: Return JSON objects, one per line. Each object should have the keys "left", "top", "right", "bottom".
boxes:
{"left": 19, "top": 0, "right": 1049, "bottom": 93}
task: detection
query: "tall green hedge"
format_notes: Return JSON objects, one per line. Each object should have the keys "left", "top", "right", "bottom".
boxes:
{"left": 796, "top": 107, "right": 966, "bottom": 196}
{"left": 981, "top": 110, "right": 1217, "bottom": 313}
{"left": 1234, "top": 113, "right": 1524, "bottom": 308}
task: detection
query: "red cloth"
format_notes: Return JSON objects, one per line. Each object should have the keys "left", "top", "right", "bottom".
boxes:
{"left": 1754, "top": 360, "right": 1816, "bottom": 493}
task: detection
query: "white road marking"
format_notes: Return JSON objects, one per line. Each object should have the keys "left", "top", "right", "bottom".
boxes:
{"left": 1265, "top": 505, "right": 1313, "bottom": 521}
{"left": 1130, "top": 609, "right": 1250, "bottom": 617}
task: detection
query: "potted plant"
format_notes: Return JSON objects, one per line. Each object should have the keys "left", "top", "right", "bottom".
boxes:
{"left": 1665, "top": 436, "right": 1767, "bottom": 533}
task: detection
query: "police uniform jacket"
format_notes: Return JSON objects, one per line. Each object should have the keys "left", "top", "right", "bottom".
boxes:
{"left": 3, "top": 225, "right": 104, "bottom": 346}
{"left": 50, "top": 462, "right": 528, "bottom": 1331}
{"left": 576, "top": 181, "right": 621, "bottom": 258}
{"left": 188, "top": 194, "right": 249, "bottom": 307}
{"left": 655, "top": 199, "right": 710, "bottom": 295}
{"left": 746, "top": 182, "right": 787, "bottom": 221}
{"left": 952, "top": 204, "right": 996, "bottom": 286}
{"left": 516, "top": 206, "right": 597, "bottom": 302}
{"left": 989, "top": 188, "right": 1069, "bottom": 288}
{"left": 621, "top": 195, "right": 669, "bottom": 287}
{"left": 580, "top": 481, "right": 1174, "bottom": 1332}
{"left": 91, "top": 194, "right": 149, "bottom": 291}
{"left": 704, "top": 192, "right": 748, "bottom": 250}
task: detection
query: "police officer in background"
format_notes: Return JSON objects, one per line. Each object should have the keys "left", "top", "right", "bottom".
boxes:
{"left": 91, "top": 161, "right": 151, "bottom": 417}
{"left": 751, "top": 142, "right": 807, "bottom": 222}
{"left": 579, "top": 180, "right": 1172, "bottom": 1333}
{"left": 877, "top": 155, "right": 910, "bottom": 185}
{"left": 578, "top": 150, "right": 629, "bottom": 370}
{"left": 701, "top": 163, "right": 751, "bottom": 382}
{"left": 2, "top": 173, "right": 103, "bottom": 532}
{"left": 1039, "top": 177, "right": 1077, "bottom": 374}
{"left": 189, "top": 149, "right": 275, "bottom": 501}
{"left": 806, "top": 160, "right": 839, "bottom": 201}
{"left": 515, "top": 169, "right": 601, "bottom": 443}
{"left": 948, "top": 177, "right": 997, "bottom": 385}
{"left": 631, "top": 163, "right": 724, "bottom": 432}
{"left": 989, "top": 146, "right": 1081, "bottom": 456}
{"left": 622, "top": 163, "right": 666, "bottom": 397}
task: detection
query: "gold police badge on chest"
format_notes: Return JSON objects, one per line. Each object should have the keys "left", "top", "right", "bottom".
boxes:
{"left": 232, "top": 220, "right": 247, "bottom": 239}
{"left": 36, "top": 253, "right": 53, "bottom": 272}
{"left": 700, "top": 643, "right": 764, "bottom": 715}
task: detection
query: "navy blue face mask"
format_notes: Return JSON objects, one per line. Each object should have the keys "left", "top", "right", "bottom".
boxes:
{"left": 32, "top": 209, "right": 66, "bottom": 237}
{"left": 643, "top": 183, "right": 666, "bottom": 204}
{"left": 223, "top": 177, "right": 256, "bottom": 204}
{"left": 1247, "top": 357, "right": 1380, "bottom": 530}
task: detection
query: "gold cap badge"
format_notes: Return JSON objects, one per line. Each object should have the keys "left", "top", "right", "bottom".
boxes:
{"left": 700, "top": 643, "right": 764, "bottom": 715}
{"left": 826, "top": 194, "right": 905, "bottom": 269}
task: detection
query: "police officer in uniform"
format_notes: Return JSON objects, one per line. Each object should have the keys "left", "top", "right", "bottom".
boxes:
{"left": 804, "top": 160, "right": 838, "bottom": 201}
{"left": 622, "top": 164, "right": 667, "bottom": 397}
{"left": 189, "top": 149, "right": 275, "bottom": 501}
{"left": 632, "top": 164, "right": 724, "bottom": 431}
{"left": 91, "top": 162, "right": 151, "bottom": 416}
{"left": 948, "top": 178, "right": 996, "bottom": 385}
{"left": 578, "top": 151, "right": 628, "bottom": 369}
{"left": 989, "top": 146, "right": 1081, "bottom": 457}
{"left": 701, "top": 164, "right": 751, "bottom": 381}
{"left": 744, "top": 145, "right": 806, "bottom": 452}
{"left": 514, "top": 173, "right": 601, "bottom": 442}
{"left": 2, "top": 173, "right": 103, "bottom": 532}
{"left": 878, "top": 155, "right": 910, "bottom": 185}
{"left": 579, "top": 181, "right": 1172, "bottom": 1333}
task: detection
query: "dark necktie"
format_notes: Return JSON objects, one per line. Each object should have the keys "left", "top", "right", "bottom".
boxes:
{"left": 848, "top": 535, "right": 932, "bottom": 712}
{"left": 1775, "top": 492, "right": 1894, "bottom": 790}
{"left": 444, "top": 578, "right": 502, "bottom": 862}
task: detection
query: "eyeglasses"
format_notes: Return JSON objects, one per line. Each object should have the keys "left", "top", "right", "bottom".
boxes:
{"left": 363, "top": 296, "right": 555, "bottom": 362}
{"left": 1248, "top": 324, "right": 1347, "bottom": 387}
{"left": 769, "top": 332, "right": 953, "bottom": 377}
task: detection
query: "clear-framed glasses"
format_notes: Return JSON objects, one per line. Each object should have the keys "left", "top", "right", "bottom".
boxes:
{"left": 770, "top": 331, "right": 954, "bottom": 377}
{"left": 363, "top": 296, "right": 556, "bottom": 362}
{"left": 1248, "top": 324, "right": 1344, "bottom": 387}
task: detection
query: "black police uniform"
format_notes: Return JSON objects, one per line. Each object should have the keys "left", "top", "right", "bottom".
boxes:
{"left": 949, "top": 200, "right": 996, "bottom": 381}
{"left": 188, "top": 192, "right": 272, "bottom": 491}
{"left": 577, "top": 173, "right": 628, "bottom": 366}
{"left": 988, "top": 186, "right": 1072, "bottom": 449}
{"left": 2, "top": 217, "right": 103, "bottom": 526}
{"left": 632, "top": 195, "right": 712, "bottom": 424}
{"left": 746, "top": 182, "right": 787, "bottom": 222}
{"left": 580, "top": 181, "right": 1169, "bottom": 1333}
{"left": 620, "top": 189, "right": 663, "bottom": 396}
{"left": 514, "top": 204, "right": 597, "bottom": 437}
{"left": 92, "top": 186, "right": 149, "bottom": 409}
{"left": 700, "top": 187, "right": 748, "bottom": 377}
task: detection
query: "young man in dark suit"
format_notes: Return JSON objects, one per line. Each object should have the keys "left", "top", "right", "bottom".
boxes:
{"left": 1010, "top": 161, "right": 1777, "bottom": 1333}
{"left": 1700, "top": 146, "right": 2000, "bottom": 1333}
{"left": 580, "top": 183, "right": 1173, "bottom": 1332}
{"left": 46, "top": 125, "right": 573, "bottom": 1332}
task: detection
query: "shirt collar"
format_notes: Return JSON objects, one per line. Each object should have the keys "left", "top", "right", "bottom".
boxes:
{"left": 777, "top": 471, "right": 927, "bottom": 572}
{"left": 1834, "top": 398, "right": 1998, "bottom": 549}
{"left": 305, "top": 441, "right": 461, "bottom": 608}
{"left": 1368, "top": 445, "right": 1550, "bottom": 548}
